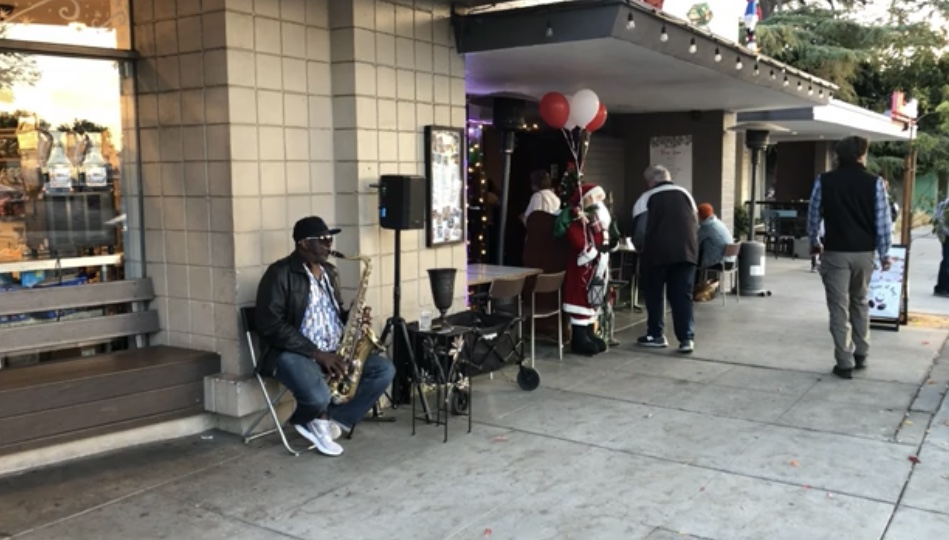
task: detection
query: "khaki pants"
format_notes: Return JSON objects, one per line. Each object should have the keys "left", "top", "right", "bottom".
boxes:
{"left": 819, "top": 251, "right": 874, "bottom": 368}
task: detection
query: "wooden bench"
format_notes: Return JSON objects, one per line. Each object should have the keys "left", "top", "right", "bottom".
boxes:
{"left": 0, "top": 278, "right": 220, "bottom": 456}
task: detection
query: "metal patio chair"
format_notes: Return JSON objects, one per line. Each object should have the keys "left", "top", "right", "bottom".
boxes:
{"left": 239, "top": 306, "right": 316, "bottom": 457}
{"left": 528, "top": 271, "right": 565, "bottom": 365}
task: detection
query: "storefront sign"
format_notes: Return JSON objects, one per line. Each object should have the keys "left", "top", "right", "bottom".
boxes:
{"left": 649, "top": 135, "right": 693, "bottom": 192}
{"left": 889, "top": 91, "right": 918, "bottom": 123}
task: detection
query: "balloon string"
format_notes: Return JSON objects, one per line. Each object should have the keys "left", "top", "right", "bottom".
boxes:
{"left": 580, "top": 131, "right": 593, "bottom": 174}
{"left": 561, "top": 128, "right": 579, "bottom": 167}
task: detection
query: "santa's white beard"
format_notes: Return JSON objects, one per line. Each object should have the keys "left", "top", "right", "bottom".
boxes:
{"left": 592, "top": 204, "right": 611, "bottom": 243}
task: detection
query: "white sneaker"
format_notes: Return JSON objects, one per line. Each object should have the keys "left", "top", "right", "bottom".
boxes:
{"left": 293, "top": 421, "right": 344, "bottom": 456}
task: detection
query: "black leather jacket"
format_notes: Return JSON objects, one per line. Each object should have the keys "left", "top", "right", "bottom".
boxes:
{"left": 255, "top": 250, "right": 349, "bottom": 377}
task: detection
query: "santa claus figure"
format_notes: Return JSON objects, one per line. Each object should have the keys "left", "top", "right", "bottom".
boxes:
{"left": 558, "top": 183, "right": 619, "bottom": 356}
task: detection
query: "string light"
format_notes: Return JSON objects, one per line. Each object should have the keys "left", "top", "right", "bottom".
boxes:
{"left": 714, "top": 47, "right": 721, "bottom": 62}
{"left": 797, "top": 81, "right": 803, "bottom": 91}
{"left": 545, "top": 22, "right": 553, "bottom": 38}
{"left": 770, "top": 69, "right": 775, "bottom": 80}
{"left": 626, "top": 12, "right": 635, "bottom": 29}
{"left": 735, "top": 57, "right": 743, "bottom": 70}
{"left": 783, "top": 76, "right": 789, "bottom": 87}
{"left": 660, "top": 24, "right": 668, "bottom": 42}
{"left": 808, "top": 84, "right": 814, "bottom": 95}
{"left": 753, "top": 62, "right": 760, "bottom": 76}
{"left": 467, "top": 120, "right": 490, "bottom": 263}
{"left": 688, "top": 37, "right": 696, "bottom": 54}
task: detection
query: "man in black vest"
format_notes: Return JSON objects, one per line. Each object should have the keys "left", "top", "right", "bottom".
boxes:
{"left": 808, "top": 136, "right": 893, "bottom": 379}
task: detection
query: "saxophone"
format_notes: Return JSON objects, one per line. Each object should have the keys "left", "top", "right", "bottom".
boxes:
{"left": 328, "top": 250, "right": 384, "bottom": 405}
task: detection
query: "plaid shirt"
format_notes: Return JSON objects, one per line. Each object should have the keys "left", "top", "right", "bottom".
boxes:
{"left": 300, "top": 265, "right": 343, "bottom": 352}
{"left": 808, "top": 174, "right": 892, "bottom": 260}
{"left": 935, "top": 198, "right": 949, "bottom": 241}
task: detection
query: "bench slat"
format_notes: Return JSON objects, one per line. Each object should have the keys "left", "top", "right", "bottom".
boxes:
{"left": 0, "top": 346, "right": 213, "bottom": 390}
{"left": 0, "top": 349, "right": 220, "bottom": 418}
{"left": 0, "top": 407, "right": 204, "bottom": 458}
{"left": 0, "top": 311, "right": 160, "bottom": 355}
{"left": 0, "top": 279, "right": 155, "bottom": 317}
{"left": 0, "top": 382, "right": 204, "bottom": 447}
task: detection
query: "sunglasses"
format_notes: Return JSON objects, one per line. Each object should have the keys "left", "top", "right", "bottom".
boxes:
{"left": 301, "top": 236, "right": 334, "bottom": 246}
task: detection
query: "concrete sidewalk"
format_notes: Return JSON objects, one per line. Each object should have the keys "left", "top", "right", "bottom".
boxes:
{"left": 2, "top": 259, "right": 948, "bottom": 540}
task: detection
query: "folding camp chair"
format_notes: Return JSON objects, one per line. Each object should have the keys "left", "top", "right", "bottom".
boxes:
{"left": 239, "top": 306, "right": 316, "bottom": 457}
{"left": 704, "top": 243, "right": 741, "bottom": 305}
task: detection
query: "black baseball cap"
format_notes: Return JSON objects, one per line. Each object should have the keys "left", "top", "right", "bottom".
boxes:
{"left": 292, "top": 216, "right": 341, "bottom": 242}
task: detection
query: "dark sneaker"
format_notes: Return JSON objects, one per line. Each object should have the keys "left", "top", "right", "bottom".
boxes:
{"left": 832, "top": 366, "right": 853, "bottom": 380}
{"left": 678, "top": 340, "right": 694, "bottom": 354}
{"left": 637, "top": 335, "right": 668, "bottom": 348}
{"left": 854, "top": 355, "right": 867, "bottom": 370}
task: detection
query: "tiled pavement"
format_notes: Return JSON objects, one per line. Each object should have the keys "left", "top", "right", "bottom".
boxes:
{"left": 2, "top": 259, "right": 948, "bottom": 539}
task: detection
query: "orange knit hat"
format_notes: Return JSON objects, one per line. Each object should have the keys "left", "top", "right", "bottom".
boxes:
{"left": 698, "top": 203, "right": 714, "bottom": 221}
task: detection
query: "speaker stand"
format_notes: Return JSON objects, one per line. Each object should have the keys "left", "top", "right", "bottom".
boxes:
{"left": 379, "top": 229, "right": 431, "bottom": 421}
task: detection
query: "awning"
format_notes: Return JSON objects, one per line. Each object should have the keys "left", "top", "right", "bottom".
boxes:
{"left": 735, "top": 100, "right": 913, "bottom": 142}
{"left": 453, "top": 0, "right": 836, "bottom": 113}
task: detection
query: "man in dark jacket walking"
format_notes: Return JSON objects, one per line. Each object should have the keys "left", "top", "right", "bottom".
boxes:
{"left": 808, "top": 136, "right": 893, "bottom": 379}
{"left": 255, "top": 216, "right": 395, "bottom": 455}
{"left": 632, "top": 165, "right": 699, "bottom": 354}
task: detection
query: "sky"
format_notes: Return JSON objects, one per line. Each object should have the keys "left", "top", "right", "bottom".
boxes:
{"left": 0, "top": 24, "right": 122, "bottom": 148}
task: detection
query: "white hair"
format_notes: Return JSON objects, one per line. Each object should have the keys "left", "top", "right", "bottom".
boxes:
{"left": 644, "top": 165, "right": 671, "bottom": 184}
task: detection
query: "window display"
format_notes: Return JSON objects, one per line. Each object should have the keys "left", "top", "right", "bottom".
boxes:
{"left": 0, "top": 51, "right": 132, "bottom": 357}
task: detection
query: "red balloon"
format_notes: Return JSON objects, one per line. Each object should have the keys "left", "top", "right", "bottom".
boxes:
{"left": 539, "top": 92, "right": 570, "bottom": 129}
{"left": 585, "top": 103, "right": 608, "bottom": 132}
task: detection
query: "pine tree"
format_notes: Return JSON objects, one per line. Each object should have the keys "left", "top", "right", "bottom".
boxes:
{"left": 756, "top": 5, "right": 946, "bottom": 102}
{"left": 756, "top": 1, "right": 949, "bottom": 200}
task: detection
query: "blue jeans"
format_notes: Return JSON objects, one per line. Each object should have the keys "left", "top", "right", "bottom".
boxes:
{"left": 937, "top": 240, "right": 949, "bottom": 293}
{"left": 642, "top": 262, "right": 696, "bottom": 343}
{"left": 272, "top": 351, "right": 395, "bottom": 429}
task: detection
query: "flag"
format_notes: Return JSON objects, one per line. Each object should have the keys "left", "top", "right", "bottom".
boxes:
{"left": 744, "top": 0, "right": 759, "bottom": 51}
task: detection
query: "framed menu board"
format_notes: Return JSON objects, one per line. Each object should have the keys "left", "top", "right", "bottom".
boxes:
{"left": 424, "top": 125, "right": 465, "bottom": 247}
{"left": 869, "top": 244, "right": 909, "bottom": 331}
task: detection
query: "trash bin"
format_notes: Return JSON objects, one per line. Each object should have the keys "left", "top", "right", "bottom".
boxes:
{"left": 738, "top": 241, "right": 769, "bottom": 296}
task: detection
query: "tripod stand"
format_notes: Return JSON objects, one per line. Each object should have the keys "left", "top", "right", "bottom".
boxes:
{"left": 379, "top": 228, "right": 430, "bottom": 418}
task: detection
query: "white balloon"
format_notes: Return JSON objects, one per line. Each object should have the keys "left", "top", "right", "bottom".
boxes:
{"left": 570, "top": 89, "right": 600, "bottom": 129}
{"left": 564, "top": 94, "right": 583, "bottom": 129}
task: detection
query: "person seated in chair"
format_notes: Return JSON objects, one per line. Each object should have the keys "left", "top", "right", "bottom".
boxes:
{"left": 697, "top": 203, "right": 732, "bottom": 272}
{"left": 255, "top": 216, "right": 395, "bottom": 456}
{"left": 520, "top": 170, "right": 561, "bottom": 225}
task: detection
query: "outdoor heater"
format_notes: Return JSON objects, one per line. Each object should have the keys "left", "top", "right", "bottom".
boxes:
{"left": 729, "top": 122, "right": 788, "bottom": 297}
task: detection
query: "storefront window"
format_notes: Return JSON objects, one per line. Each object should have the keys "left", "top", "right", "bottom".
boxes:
{"left": 0, "top": 49, "right": 137, "bottom": 346}
{"left": 0, "top": 0, "right": 131, "bottom": 50}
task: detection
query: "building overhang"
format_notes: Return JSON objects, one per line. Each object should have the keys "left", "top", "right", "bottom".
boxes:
{"left": 735, "top": 100, "right": 913, "bottom": 143}
{"left": 453, "top": 0, "right": 836, "bottom": 114}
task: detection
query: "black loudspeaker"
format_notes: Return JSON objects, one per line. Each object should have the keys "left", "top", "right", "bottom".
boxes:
{"left": 378, "top": 174, "right": 425, "bottom": 230}
{"left": 493, "top": 97, "right": 526, "bottom": 131}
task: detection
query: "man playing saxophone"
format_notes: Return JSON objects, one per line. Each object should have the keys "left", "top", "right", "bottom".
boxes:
{"left": 255, "top": 216, "right": 395, "bottom": 456}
